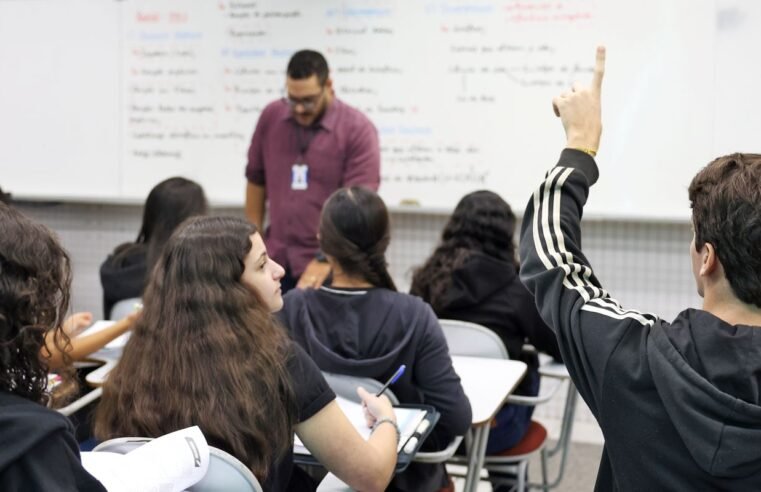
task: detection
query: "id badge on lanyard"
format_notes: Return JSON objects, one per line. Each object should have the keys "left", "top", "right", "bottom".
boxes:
{"left": 291, "top": 163, "right": 308, "bottom": 190}
{"left": 292, "top": 126, "right": 316, "bottom": 191}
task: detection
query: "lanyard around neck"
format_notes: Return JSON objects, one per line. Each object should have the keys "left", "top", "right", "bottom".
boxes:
{"left": 296, "top": 125, "right": 319, "bottom": 160}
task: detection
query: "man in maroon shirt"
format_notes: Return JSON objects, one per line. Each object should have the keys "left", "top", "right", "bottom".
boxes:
{"left": 245, "top": 50, "right": 380, "bottom": 293}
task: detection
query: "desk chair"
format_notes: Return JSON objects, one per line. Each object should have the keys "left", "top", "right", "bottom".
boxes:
{"left": 109, "top": 296, "right": 142, "bottom": 320}
{"left": 439, "top": 319, "right": 562, "bottom": 492}
{"left": 93, "top": 437, "right": 264, "bottom": 492}
{"left": 321, "top": 371, "right": 464, "bottom": 464}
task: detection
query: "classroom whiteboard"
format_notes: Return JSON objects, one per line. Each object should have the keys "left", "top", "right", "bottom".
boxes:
{"left": 1, "top": 0, "right": 759, "bottom": 219}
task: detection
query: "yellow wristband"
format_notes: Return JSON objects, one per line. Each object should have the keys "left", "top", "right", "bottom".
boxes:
{"left": 571, "top": 147, "right": 597, "bottom": 157}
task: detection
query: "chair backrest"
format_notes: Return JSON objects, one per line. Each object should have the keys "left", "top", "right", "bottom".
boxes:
{"left": 92, "top": 436, "right": 151, "bottom": 453}
{"left": 93, "top": 438, "right": 263, "bottom": 492}
{"left": 188, "top": 447, "right": 262, "bottom": 492}
{"left": 322, "top": 371, "right": 400, "bottom": 405}
{"left": 438, "top": 319, "right": 509, "bottom": 359}
{"left": 110, "top": 296, "right": 142, "bottom": 320}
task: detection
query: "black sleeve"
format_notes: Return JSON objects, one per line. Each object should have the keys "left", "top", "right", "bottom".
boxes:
{"left": 287, "top": 343, "right": 336, "bottom": 422}
{"left": 518, "top": 149, "right": 659, "bottom": 418}
{"left": 2, "top": 427, "right": 106, "bottom": 492}
{"left": 514, "top": 283, "right": 563, "bottom": 361}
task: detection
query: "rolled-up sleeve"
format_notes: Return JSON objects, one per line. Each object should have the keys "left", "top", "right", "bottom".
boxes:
{"left": 245, "top": 108, "right": 270, "bottom": 185}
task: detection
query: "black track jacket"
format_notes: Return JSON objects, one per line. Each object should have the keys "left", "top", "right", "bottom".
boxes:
{"left": 519, "top": 149, "right": 761, "bottom": 490}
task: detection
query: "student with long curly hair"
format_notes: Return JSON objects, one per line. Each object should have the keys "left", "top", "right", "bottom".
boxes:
{"left": 0, "top": 203, "right": 105, "bottom": 491}
{"left": 279, "top": 187, "right": 472, "bottom": 492}
{"left": 410, "top": 190, "right": 561, "bottom": 455}
{"left": 95, "top": 216, "right": 398, "bottom": 492}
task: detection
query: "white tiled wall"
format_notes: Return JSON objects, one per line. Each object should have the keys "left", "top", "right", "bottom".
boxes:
{"left": 15, "top": 201, "right": 701, "bottom": 442}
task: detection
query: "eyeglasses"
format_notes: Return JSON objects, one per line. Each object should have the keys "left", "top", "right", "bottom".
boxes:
{"left": 282, "top": 87, "right": 325, "bottom": 111}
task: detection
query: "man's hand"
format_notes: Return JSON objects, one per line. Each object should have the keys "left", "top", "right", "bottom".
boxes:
{"left": 552, "top": 46, "right": 606, "bottom": 153}
{"left": 297, "top": 259, "right": 331, "bottom": 289}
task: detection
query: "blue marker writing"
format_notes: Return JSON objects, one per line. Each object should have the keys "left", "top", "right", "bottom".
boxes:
{"left": 376, "top": 364, "right": 406, "bottom": 397}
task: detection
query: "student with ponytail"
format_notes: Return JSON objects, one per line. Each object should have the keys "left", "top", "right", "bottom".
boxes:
{"left": 279, "top": 187, "right": 471, "bottom": 492}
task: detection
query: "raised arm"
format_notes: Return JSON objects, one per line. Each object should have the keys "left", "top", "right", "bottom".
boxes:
{"left": 518, "top": 47, "right": 658, "bottom": 415}
{"left": 296, "top": 387, "right": 397, "bottom": 492}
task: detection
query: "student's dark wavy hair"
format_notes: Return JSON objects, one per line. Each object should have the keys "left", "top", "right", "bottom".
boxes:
{"left": 112, "top": 177, "right": 207, "bottom": 275}
{"left": 95, "top": 216, "right": 297, "bottom": 479}
{"left": 0, "top": 203, "right": 75, "bottom": 405}
{"left": 287, "top": 49, "right": 329, "bottom": 86}
{"left": 410, "top": 190, "right": 518, "bottom": 312}
{"left": 320, "top": 187, "right": 397, "bottom": 290}
{"left": 689, "top": 153, "right": 761, "bottom": 308}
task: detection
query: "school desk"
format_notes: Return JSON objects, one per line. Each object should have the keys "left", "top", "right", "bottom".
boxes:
{"left": 317, "top": 356, "right": 527, "bottom": 492}
{"left": 452, "top": 355, "right": 527, "bottom": 492}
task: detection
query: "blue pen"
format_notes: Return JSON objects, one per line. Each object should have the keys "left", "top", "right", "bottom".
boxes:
{"left": 376, "top": 365, "right": 406, "bottom": 397}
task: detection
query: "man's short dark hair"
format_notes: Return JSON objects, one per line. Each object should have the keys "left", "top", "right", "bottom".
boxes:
{"left": 287, "top": 50, "right": 329, "bottom": 85}
{"left": 689, "top": 153, "right": 761, "bottom": 307}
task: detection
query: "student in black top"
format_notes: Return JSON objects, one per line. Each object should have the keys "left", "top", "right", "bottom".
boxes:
{"left": 0, "top": 203, "right": 105, "bottom": 492}
{"left": 99, "top": 177, "right": 207, "bottom": 318}
{"left": 280, "top": 187, "right": 472, "bottom": 492}
{"left": 410, "top": 190, "right": 561, "bottom": 454}
{"left": 95, "top": 216, "right": 399, "bottom": 492}
{"left": 520, "top": 47, "right": 761, "bottom": 489}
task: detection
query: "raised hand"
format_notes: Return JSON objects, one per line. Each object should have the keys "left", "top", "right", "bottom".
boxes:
{"left": 552, "top": 46, "right": 606, "bottom": 154}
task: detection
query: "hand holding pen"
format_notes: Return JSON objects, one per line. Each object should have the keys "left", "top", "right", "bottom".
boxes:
{"left": 358, "top": 364, "right": 405, "bottom": 427}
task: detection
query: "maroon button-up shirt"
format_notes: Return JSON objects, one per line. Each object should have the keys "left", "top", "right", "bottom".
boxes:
{"left": 245, "top": 98, "right": 380, "bottom": 277}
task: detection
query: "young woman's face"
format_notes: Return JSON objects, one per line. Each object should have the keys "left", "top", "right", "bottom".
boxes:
{"left": 241, "top": 232, "right": 285, "bottom": 312}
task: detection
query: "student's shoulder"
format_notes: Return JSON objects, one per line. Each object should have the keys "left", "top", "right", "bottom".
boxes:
{"left": 372, "top": 289, "right": 438, "bottom": 324}
{"left": 393, "top": 289, "right": 436, "bottom": 312}
{"left": 0, "top": 392, "right": 76, "bottom": 449}
{"left": 285, "top": 343, "right": 336, "bottom": 420}
{"left": 102, "top": 242, "right": 146, "bottom": 267}
{"left": 0, "top": 392, "right": 70, "bottom": 424}
{"left": 282, "top": 287, "right": 311, "bottom": 311}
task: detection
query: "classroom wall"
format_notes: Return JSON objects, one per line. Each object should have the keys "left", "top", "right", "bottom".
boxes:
{"left": 17, "top": 201, "right": 699, "bottom": 444}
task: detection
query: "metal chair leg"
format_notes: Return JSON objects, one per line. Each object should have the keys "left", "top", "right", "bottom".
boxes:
{"left": 540, "top": 448, "right": 549, "bottom": 491}
{"left": 528, "top": 384, "right": 579, "bottom": 490}
{"left": 517, "top": 461, "right": 528, "bottom": 491}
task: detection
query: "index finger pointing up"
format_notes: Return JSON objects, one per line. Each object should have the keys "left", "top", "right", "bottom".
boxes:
{"left": 593, "top": 45, "right": 606, "bottom": 92}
